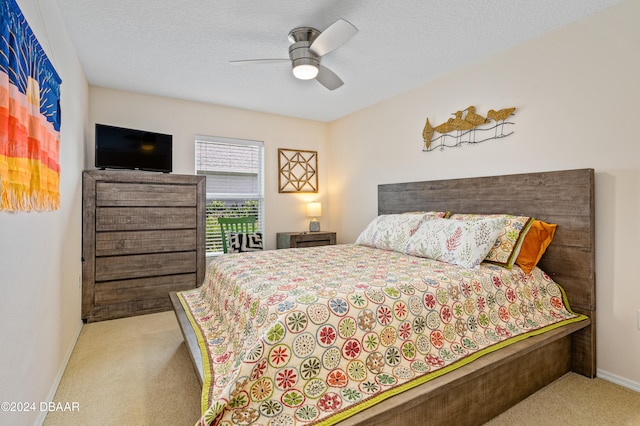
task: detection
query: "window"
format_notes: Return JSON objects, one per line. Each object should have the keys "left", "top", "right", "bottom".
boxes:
{"left": 195, "top": 135, "right": 264, "bottom": 254}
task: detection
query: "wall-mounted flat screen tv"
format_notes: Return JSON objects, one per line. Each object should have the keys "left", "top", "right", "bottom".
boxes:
{"left": 95, "top": 124, "right": 173, "bottom": 172}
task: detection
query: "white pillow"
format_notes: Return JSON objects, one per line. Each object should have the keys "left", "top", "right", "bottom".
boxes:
{"left": 404, "top": 217, "right": 504, "bottom": 268}
{"left": 355, "top": 213, "right": 429, "bottom": 252}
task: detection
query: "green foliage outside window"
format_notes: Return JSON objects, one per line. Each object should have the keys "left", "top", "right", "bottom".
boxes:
{"left": 205, "top": 199, "right": 260, "bottom": 253}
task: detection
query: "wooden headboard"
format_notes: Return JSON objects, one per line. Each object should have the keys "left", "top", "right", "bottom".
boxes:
{"left": 378, "top": 168, "right": 596, "bottom": 377}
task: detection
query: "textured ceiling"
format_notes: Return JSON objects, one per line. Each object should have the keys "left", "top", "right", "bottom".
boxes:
{"left": 54, "top": 0, "right": 622, "bottom": 122}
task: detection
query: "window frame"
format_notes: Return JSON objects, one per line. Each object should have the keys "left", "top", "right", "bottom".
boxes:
{"left": 195, "top": 135, "right": 265, "bottom": 255}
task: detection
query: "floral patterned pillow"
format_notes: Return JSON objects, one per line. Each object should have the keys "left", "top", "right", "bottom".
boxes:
{"left": 404, "top": 217, "right": 504, "bottom": 268}
{"left": 449, "top": 214, "right": 534, "bottom": 268}
{"left": 403, "top": 211, "right": 450, "bottom": 219}
{"left": 355, "top": 212, "right": 447, "bottom": 252}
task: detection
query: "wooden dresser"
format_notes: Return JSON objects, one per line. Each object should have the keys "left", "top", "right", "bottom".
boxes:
{"left": 82, "top": 170, "right": 205, "bottom": 322}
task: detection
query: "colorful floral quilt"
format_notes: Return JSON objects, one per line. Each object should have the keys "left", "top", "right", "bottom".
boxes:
{"left": 178, "top": 244, "right": 587, "bottom": 426}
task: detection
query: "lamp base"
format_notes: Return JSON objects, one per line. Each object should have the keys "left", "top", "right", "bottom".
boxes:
{"left": 309, "top": 219, "right": 320, "bottom": 232}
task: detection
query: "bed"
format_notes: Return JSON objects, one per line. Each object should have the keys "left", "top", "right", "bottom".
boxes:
{"left": 170, "top": 168, "right": 595, "bottom": 425}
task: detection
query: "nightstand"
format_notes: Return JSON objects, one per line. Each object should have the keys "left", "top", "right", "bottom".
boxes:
{"left": 276, "top": 231, "right": 337, "bottom": 249}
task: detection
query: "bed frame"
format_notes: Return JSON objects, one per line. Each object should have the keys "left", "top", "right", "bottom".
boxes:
{"left": 171, "top": 168, "right": 595, "bottom": 425}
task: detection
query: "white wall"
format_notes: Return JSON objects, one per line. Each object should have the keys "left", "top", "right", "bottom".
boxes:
{"left": 88, "top": 87, "right": 330, "bottom": 249}
{"left": 0, "top": 1, "right": 88, "bottom": 425}
{"left": 327, "top": 1, "right": 640, "bottom": 388}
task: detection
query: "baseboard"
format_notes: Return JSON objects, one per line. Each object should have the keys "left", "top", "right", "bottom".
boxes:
{"left": 34, "top": 320, "right": 84, "bottom": 426}
{"left": 597, "top": 369, "right": 640, "bottom": 393}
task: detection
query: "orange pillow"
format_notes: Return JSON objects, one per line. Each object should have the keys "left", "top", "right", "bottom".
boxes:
{"left": 515, "top": 220, "right": 557, "bottom": 274}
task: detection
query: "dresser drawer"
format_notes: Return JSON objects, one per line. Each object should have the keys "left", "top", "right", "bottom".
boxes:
{"left": 94, "top": 274, "right": 197, "bottom": 305}
{"left": 96, "top": 206, "right": 196, "bottom": 231}
{"left": 95, "top": 251, "right": 196, "bottom": 282}
{"left": 95, "top": 229, "right": 197, "bottom": 256}
{"left": 295, "top": 239, "right": 333, "bottom": 248}
{"left": 277, "top": 232, "right": 336, "bottom": 249}
{"left": 96, "top": 182, "right": 197, "bottom": 207}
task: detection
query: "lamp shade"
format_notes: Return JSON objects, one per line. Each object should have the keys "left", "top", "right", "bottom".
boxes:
{"left": 306, "top": 202, "right": 322, "bottom": 217}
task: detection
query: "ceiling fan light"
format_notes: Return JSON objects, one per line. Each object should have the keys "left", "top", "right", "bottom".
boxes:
{"left": 293, "top": 63, "right": 318, "bottom": 80}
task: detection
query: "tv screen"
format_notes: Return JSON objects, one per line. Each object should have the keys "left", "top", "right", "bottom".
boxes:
{"left": 95, "top": 124, "right": 172, "bottom": 172}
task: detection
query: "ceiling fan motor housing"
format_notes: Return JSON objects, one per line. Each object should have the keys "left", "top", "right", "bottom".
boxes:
{"left": 289, "top": 41, "right": 319, "bottom": 69}
{"left": 288, "top": 27, "right": 321, "bottom": 44}
{"left": 288, "top": 27, "right": 321, "bottom": 73}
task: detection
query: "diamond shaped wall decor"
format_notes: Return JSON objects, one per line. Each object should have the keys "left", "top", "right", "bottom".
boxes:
{"left": 278, "top": 148, "right": 318, "bottom": 193}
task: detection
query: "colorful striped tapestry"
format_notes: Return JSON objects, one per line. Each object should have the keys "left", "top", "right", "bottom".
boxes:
{"left": 0, "top": 0, "right": 62, "bottom": 211}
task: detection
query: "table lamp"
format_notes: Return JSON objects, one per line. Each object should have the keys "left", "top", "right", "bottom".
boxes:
{"left": 307, "top": 202, "right": 322, "bottom": 232}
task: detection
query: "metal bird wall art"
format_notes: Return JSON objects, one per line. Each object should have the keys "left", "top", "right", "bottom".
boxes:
{"left": 422, "top": 106, "right": 516, "bottom": 152}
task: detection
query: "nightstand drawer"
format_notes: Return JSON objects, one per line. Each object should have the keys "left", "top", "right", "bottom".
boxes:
{"left": 276, "top": 231, "right": 336, "bottom": 249}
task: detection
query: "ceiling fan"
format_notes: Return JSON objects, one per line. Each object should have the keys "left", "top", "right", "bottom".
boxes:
{"left": 231, "top": 19, "right": 358, "bottom": 90}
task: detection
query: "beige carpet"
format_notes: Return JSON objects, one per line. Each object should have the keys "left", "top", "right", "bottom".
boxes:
{"left": 45, "top": 311, "right": 640, "bottom": 426}
{"left": 485, "top": 372, "right": 640, "bottom": 426}
{"left": 44, "top": 311, "right": 201, "bottom": 426}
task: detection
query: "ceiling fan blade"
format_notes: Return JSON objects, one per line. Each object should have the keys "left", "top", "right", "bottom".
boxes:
{"left": 309, "top": 18, "right": 357, "bottom": 57}
{"left": 316, "top": 65, "right": 343, "bottom": 90}
{"left": 230, "top": 59, "right": 289, "bottom": 65}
